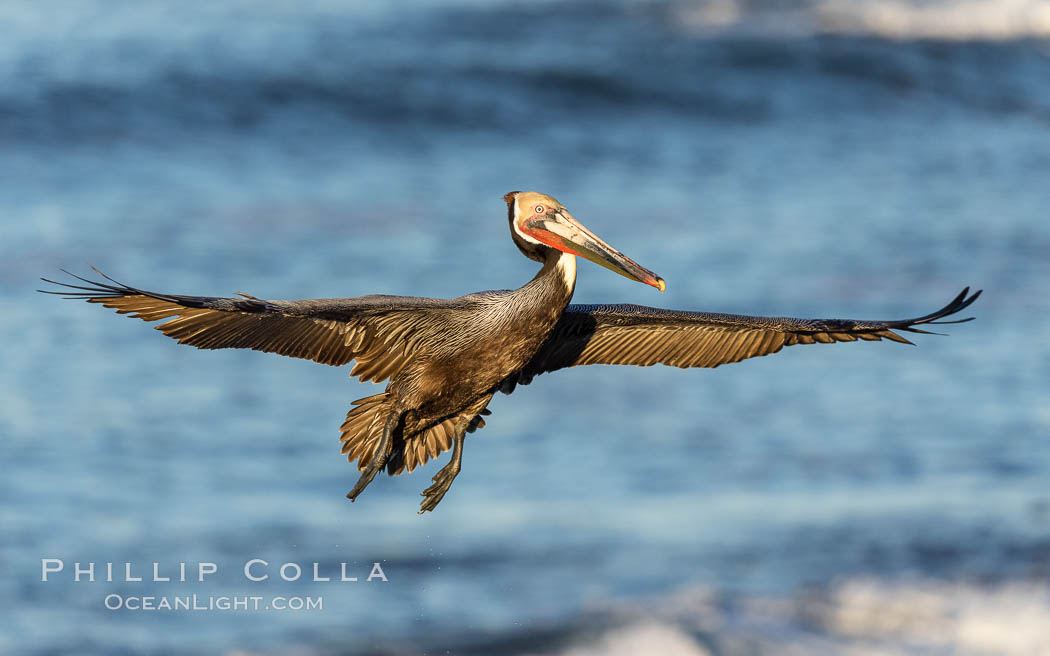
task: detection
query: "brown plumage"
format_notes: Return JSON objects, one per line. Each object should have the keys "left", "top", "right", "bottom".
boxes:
{"left": 40, "top": 191, "right": 981, "bottom": 512}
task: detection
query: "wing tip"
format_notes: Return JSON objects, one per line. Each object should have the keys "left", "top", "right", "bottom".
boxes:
{"left": 38, "top": 266, "right": 137, "bottom": 300}
{"left": 889, "top": 286, "right": 983, "bottom": 335}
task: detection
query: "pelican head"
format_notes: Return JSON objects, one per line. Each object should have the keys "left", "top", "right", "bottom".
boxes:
{"left": 503, "top": 191, "right": 665, "bottom": 292}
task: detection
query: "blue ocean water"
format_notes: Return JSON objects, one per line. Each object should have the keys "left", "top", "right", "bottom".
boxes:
{"left": 2, "top": 1, "right": 1049, "bottom": 654}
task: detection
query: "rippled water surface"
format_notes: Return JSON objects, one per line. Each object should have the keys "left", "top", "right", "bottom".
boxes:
{"left": 2, "top": 1, "right": 1049, "bottom": 654}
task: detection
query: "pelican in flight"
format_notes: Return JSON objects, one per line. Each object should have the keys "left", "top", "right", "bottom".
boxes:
{"left": 42, "top": 192, "right": 980, "bottom": 512}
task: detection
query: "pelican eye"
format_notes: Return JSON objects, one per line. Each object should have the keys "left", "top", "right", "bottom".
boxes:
{"left": 534, "top": 205, "right": 545, "bottom": 214}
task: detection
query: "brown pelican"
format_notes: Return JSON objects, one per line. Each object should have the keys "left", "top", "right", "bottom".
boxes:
{"left": 41, "top": 191, "right": 980, "bottom": 512}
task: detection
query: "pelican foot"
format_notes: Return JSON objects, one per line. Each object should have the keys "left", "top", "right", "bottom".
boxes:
{"left": 346, "top": 460, "right": 384, "bottom": 502}
{"left": 418, "top": 462, "right": 460, "bottom": 513}
{"left": 347, "top": 412, "right": 397, "bottom": 502}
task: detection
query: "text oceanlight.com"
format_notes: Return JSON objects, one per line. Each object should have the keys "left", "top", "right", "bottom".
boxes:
{"left": 104, "top": 594, "right": 323, "bottom": 611}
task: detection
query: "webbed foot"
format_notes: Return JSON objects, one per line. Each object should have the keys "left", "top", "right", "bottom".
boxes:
{"left": 418, "top": 420, "right": 467, "bottom": 513}
{"left": 419, "top": 459, "right": 461, "bottom": 513}
{"left": 346, "top": 412, "right": 397, "bottom": 502}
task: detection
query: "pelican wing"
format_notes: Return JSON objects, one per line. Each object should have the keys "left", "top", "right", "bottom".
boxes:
{"left": 40, "top": 269, "right": 452, "bottom": 383}
{"left": 508, "top": 288, "right": 981, "bottom": 387}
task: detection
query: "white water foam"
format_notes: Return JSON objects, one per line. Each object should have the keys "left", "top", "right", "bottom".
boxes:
{"left": 555, "top": 622, "right": 713, "bottom": 656}
{"left": 819, "top": 0, "right": 1050, "bottom": 40}
{"left": 673, "top": 0, "right": 1050, "bottom": 40}
{"left": 545, "top": 578, "right": 1050, "bottom": 656}
{"left": 811, "top": 579, "right": 1050, "bottom": 655}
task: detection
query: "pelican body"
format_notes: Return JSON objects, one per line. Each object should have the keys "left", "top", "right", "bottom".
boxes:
{"left": 43, "top": 192, "right": 980, "bottom": 512}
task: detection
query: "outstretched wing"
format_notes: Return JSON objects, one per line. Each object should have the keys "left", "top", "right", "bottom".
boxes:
{"left": 507, "top": 288, "right": 981, "bottom": 388}
{"left": 40, "top": 269, "right": 453, "bottom": 383}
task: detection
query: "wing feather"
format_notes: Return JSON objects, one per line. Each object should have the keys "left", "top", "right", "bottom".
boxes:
{"left": 40, "top": 269, "right": 456, "bottom": 384}
{"left": 510, "top": 288, "right": 981, "bottom": 386}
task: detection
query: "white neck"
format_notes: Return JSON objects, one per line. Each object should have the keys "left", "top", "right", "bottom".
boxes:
{"left": 555, "top": 250, "right": 577, "bottom": 290}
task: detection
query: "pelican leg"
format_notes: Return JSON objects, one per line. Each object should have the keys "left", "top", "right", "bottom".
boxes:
{"left": 419, "top": 416, "right": 470, "bottom": 513}
{"left": 346, "top": 411, "right": 399, "bottom": 502}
